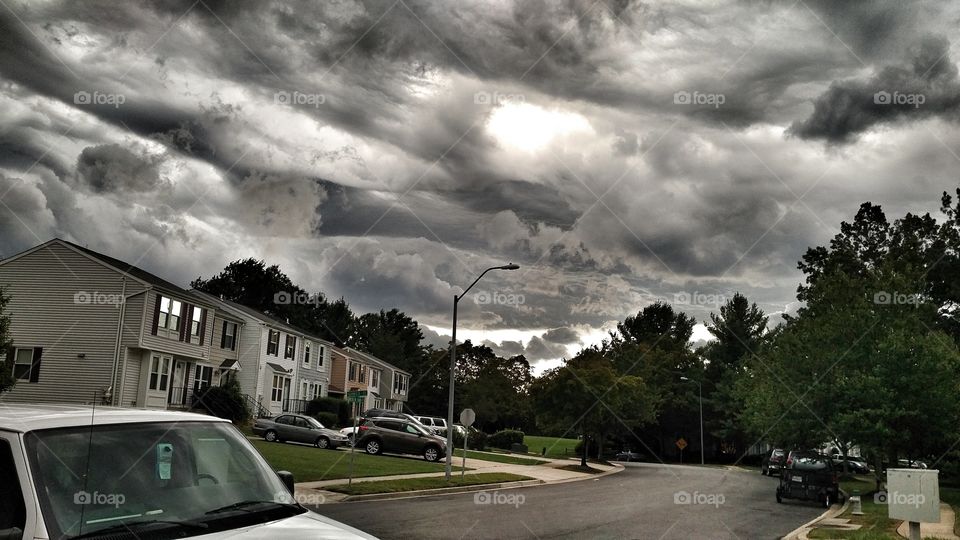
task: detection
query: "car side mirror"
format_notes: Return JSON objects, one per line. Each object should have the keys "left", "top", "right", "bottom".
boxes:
{"left": 0, "top": 528, "right": 23, "bottom": 540}
{"left": 276, "top": 470, "right": 295, "bottom": 495}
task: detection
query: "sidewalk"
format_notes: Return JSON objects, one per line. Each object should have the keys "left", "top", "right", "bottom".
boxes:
{"left": 895, "top": 503, "right": 958, "bottom": 539}
{"left": 295, "top": 454, "right": 621, "bottom": 503}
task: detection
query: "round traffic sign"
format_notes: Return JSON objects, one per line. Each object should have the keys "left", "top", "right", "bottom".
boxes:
{"left": 459, "top": 408, "right": 476, "bottom": 427}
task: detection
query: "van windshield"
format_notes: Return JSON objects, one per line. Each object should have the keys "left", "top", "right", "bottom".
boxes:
{"left": 24, "top": 421, "right": 303, "bottom": 538}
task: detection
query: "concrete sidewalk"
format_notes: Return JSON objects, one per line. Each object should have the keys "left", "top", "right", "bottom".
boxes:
{"left": 295, "top": 453, "right": 621, "bottom": 503}
{"left": 895, "top": 503, "right": 959, "bottom": 539}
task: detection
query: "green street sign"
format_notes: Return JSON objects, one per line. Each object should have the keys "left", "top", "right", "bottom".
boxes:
{"left": 347, "top": 390, "right": 367, "bottom": 401}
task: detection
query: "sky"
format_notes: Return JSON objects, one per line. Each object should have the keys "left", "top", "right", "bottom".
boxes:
{"left": 2, "top": 0, "right": 960, "bottom": 374}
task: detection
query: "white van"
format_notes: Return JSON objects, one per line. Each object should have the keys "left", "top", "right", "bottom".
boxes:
{"left": 413, "top": 416, "right": 447, "bottom": 435}
{"left": 0, "top": 404, "right": 377, "bottom": 539}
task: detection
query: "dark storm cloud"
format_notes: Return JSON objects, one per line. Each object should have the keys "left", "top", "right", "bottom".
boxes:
{"left": 791, "top": 35, "right": 960, "bottom": 143}
{"left": 542, "top": 327, "right": 580, "bottom": 344}
{"left": 76, "top": 144, "right": 166, "bottom": 193}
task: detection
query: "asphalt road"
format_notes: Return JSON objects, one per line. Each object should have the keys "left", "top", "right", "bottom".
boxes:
{"left": 311, "top": 463, "right": 825, "bottom": 539}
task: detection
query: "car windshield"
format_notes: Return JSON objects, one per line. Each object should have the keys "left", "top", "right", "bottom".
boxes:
{"left": 24, "top": 421, "right": 302, "bottom": 539}
{"left": 791, "top": 454, "right": 830, "bottom": 470}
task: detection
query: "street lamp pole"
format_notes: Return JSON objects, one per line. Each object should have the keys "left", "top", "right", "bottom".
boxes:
{"left": 446, "top": 263, "right": 519, "bottom": 480}
{"left": 681, "top": 376, "right": 705, "bottom": 465}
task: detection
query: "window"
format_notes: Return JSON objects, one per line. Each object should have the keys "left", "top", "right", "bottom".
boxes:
{"left": 0, "top": 438, "right": 26, "bottom": 534}
{"left": 194, "top": 365, "right": 213, "bottom": 392}
{"left": 300, "top": 381, "right": 309, "bottom": 400}
{"left": 370, "top": 369, "right": 380, "bottom": 388}
{"left": 267, "top": 330, "right": 280, "bottom": 356}
{"left": 317, "top": 346, "right": 324, "bottom": 368}
{"left": 358, "top": 364, "right": 366, "bottom": 383}
{"left": 12, "top": 347, "right": 41, "bottom": 382}
{"left": 220, "top": 321, "right": 237, "bottom": 350}
{"left": 284, "top": 335, "right": 297, "bottom": 360}
{"left": 393, "top": 373, "right": 408, "bottom": 396}
{"left": 348, "top": 361, "right": 358, "bottom": 381}
{"left": 271, "top": 375, "right": 285, "bottom": 402}
{"left": 189, "top": 307, "right": 204, "bottom": 344}
{"left": 158, "top": 296, "right": 182, "bottom": 332}
{"left": 313, "top": 384, "right": 323, "bottom": 399}
{"left": 303, "top": 342, "right": 311, "bottom": 365}
{"left": 374, "top": 397, "right": 383, "bottom": 409}
{"left": 148, "top": 355, "right": 171, "bottom": 391}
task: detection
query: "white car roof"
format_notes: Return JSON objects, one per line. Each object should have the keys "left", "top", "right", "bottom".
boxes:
{"left": 0, "top": 403, "right": 228, "bottom": 433}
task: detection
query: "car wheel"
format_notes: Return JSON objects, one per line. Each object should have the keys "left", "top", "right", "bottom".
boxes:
{"left": 365, "top": 439, "right": 382, "bottom": 455}
{"left": 264, "top": 430, "right": 278, "bottom": 442}
{"left": 316, "top": 437, "right": 330, "bottom": 449}
{"left": 424, "top": 446, "right": 440, "bottom": 462}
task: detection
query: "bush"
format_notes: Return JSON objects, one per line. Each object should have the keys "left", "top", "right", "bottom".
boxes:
{"left": 192, "top": 378, "right": 249, "bottom": 424}
{"left": 488, "top": 429, "right": 525, "bottom": 450}
{"left": 306, "top": 397, "right": 350, "bottom": 426}
{"left": 453, "top": 427, "right": 488, "bottom": 451}
{"left": 314, "top": 412, "right": 339, "bottom": 429}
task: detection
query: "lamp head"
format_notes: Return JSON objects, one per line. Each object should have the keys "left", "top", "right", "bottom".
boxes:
{"left": 499, "top": 263, "right": 520, "bottom": 270}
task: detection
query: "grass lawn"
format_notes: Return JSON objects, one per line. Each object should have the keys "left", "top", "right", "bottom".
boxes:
{"left": 807, "top": 476, "right": 897, "bottom": 540}
{"left": 453, "top": 449, "right": 548, "bottom": 465}
{"left": 325, "top": 472, "right": 534, "bottom": 496}
{"left": 523, "top": 435, "right": 580, "bottom": 459}
{"left": 251, "top": 440, "right": 465, "bottom": 482}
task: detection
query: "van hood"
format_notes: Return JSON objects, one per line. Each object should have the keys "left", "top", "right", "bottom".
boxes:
{"left": 193, "top": 510, "right": 378, "bottom": 539}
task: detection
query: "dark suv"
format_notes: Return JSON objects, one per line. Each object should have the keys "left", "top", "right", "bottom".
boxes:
{"left": 355, "top": 417, "right": 447, "bottom": 462}
{"left": 762, "top": 448, "right": 785, "bottom": 476}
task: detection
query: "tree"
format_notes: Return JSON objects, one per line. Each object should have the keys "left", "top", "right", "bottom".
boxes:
{"left": 617, "top": 301, "right": 695, "bottom": 350}
{"left": 532, "top": 346, "right": 657, "bottom": 462}
{"left": 0, "top": 288, "right": 12, "bottom": 394}
{"left": 351, "top": 309, "right": 425, "bottom": 372}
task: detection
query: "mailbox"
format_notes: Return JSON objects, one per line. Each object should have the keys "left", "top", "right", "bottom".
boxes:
{"left": 886, "top": 468, "right": 940, "bottom": 523}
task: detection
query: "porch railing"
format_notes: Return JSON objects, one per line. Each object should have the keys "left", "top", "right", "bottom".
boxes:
{"left": 282, "top": 398, "right": 310, "bottom": 414}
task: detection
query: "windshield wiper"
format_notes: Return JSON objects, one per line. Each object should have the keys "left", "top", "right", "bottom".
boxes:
{"left": 72, "top": 518, "right": 208, "bottom": 538}
{"left": 204, "top": 499, "right": 300, "bottom": 516}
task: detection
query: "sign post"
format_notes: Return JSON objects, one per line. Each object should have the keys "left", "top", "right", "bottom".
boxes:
{"left": 346, "top": 390, "right": 368, "bottom": 487}
{"left": 459, "top": 409, "right": 476, "bottom": 481}
{"left": 676, "top": 437, "right": 688, "bottom": 465}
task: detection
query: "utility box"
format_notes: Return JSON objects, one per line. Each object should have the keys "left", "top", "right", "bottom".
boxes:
{"left": 886, "top": 468, "right": 940, "bottom": 523}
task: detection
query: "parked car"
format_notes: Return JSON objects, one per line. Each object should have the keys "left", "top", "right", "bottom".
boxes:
{"left": 761, "top": 448, "right": 786, "bottom": 476}
{"left": 413, "top": 416, "right": 448, "bottom": 434}
{"left": 833, "top": 456, "right": 870, "bottom": 475}
{"left": 776, "top": 451, "right": 840, "bottom": 508}
{"left": 0, "top": 404, "right": 377, "bottom": 539}
{"left": 898, "top": 459, "right": 928, "bottom": 469}
{"left": 253, "top": 413, "right": 349, "bottom": 449}
{"left": 355, "top": 417, "right": 447, "bottom": 462}
{"left": 614, "top": 450, "right": 644, "bottom": 462}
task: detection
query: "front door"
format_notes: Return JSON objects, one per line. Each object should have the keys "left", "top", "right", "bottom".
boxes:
{"left": 169, "top": 360, "right": 187, "bottom": 405}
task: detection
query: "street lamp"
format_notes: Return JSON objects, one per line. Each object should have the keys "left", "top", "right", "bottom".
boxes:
{"left": 680, "top": 376, "right": 705, "bottom": 465}
{"left": 446, "top": 263, "right": 520, "bottom": 480}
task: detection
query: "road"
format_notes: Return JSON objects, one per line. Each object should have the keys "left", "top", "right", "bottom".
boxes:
{"left": 311, "top": 462, "right": 825, "bottom": 539}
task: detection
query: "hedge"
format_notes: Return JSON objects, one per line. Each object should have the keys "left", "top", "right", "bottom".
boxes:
{"left": 453, "top": 428, "right": 488, "bottom": 451}
{"left": 314, "top": 412, "right": 339, "bottom": 429}
{"left": 305, "top": 397, "right": 350, "bottom": 426}
{"left": 488, "top": 429, "right": 525, "bottom": 450}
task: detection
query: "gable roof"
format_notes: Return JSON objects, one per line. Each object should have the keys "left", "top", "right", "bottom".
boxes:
{"left": 192, "top": 289, "right": 334, "bottom": 345}
{"left": 343, "top": 346, "right": 410, "bottom": 376}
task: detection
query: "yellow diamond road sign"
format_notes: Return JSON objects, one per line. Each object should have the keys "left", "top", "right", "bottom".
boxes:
{"left": 676, "top": 438, "right": 688, "bottom": 450}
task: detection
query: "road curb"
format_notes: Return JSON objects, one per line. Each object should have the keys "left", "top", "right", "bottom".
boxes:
{"left": 781, "top": 491, "right": 850, "bottom": 540}
{"left": 323, "top": 463, "right": 625, "bottom": 503}
{"left": 338, "top": 479, "right": 545, "bottom": 502}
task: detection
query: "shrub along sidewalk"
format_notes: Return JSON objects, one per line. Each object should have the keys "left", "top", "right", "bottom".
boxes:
{"left": 324, "top": 472, "right": 534, "bottom": 496}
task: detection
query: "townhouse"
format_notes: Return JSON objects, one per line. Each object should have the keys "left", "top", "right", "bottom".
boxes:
{"left": 0, "top": 238, "right": 412, "bottom": 417}
{"left": 191, "top": 291, "right": 334, "bottom": 415}
{"left": 324, "top": 345, "right": 411, "bottom": 416}
{"left": 0, "top": 239, "right": 239, "bottom": 409}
